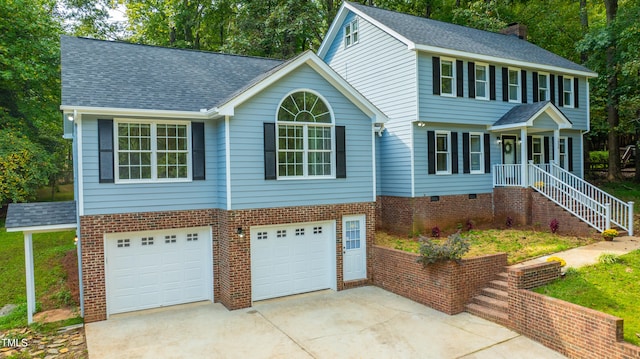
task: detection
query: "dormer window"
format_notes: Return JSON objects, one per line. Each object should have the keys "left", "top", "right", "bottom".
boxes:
{"left": 440, "top": 58, "right": 456, "bottom": 97}
{"left": 344, "top": 19, "right": 359, "bottom": 48}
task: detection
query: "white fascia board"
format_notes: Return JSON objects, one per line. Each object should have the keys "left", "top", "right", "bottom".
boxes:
{"left": 60, "top": 105, "right": 214, "bottom": 119}
{"left": 413, "top": 44, "right": 597, "bottom": 78}
{"left": 217, "top": 52, "right": 388, "bottom": 124}
{"left": 318, "top": 2, "right": 415, "bottom": 57}
{"left": 489, "top": 123, "right": 526, "bottom": 131}
{"left": 6, "top": 223, "right": 77, "bottom": 233}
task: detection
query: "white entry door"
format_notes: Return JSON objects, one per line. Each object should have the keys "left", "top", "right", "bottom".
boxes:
{"left": 105, "top": 227, "right": 213, "bottom": 316}
{"left": 342, "top": 215, "right": 366, "bottom": 281}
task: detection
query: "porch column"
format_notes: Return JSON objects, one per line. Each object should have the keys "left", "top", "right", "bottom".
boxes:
{"left": 24, "top": 232, "right": 35, "bottom": 324}
{"left": 554, "top": 129, "right": 560, "bottom": 166}
{"left": 520, "top": 127, "right": 528, "bottom": 186}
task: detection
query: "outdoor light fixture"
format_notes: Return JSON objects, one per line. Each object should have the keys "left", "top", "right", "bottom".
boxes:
{"left": 66, "top": 113, "right": 74, "bottom": 122}
{"left": 236, "top": 228, "right": 244, "bottom": 238}
{"left": 497, "top": 138, "right": 502, "bottom": 144}
{"left": 74, "top": 236, "right": 78, "bottom": 245}
{"left": 417, "top": 121, "right": 426, "bottom": 127}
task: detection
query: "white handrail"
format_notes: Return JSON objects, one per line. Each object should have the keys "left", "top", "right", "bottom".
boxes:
{"left": 548, "top": 163, "right": 634, "bottom": 235}
{"left": 528, "top": 164, "right": 610, "bottom": 232}
{"left": 493, "top": 164, "right": 523, "bottom": 187}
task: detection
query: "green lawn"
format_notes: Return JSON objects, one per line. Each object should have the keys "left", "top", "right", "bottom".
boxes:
{"left": 376, "top": 229, "right": 597, "bottom": 264}
{"left": 598, "top": 180, "right": 640, "bottom": 213}
{"left": 0, "top": 223, "right": 76, "bottom": 329}
{"left": 534, "top": 250, "right": 640, "bottom": 346}
{"left": 35, "top": 183, "right": 74, "bottom": 202}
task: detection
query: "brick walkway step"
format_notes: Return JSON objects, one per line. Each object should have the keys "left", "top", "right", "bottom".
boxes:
{"left": 495, "top": 272, "right": 508, "bottom": 280}
{"left": 472, "top": 294, "right": 508, "bottom": 311}
{"left": 488, "top": 279, "right": 508, "bottom": 291}
{"left": 481, "top": 287, "right": 508, "bottom": 301}
{"left": 465, "top": 303, "right": 509, "bottom": 326}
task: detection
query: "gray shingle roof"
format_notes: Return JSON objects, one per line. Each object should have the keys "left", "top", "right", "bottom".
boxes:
{"left": 5, "top": 202, "right": 77, "bottom": 230}
{"left": 61, "top": 36, "right": 284, "bottom": 111}
{"left": 493, "top": 101, "right": 570, "bottom": 126}
{"left": 347, "top": 2, "right": 594, "bottom": 74}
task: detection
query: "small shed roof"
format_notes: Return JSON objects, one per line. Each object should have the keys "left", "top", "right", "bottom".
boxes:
{"left": 5, "top": 201, "right": 77, "bottom": 233}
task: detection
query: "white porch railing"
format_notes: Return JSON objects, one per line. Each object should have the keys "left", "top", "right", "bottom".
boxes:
{"left": 493, "top": 163, "right": 634, "bottom": 235}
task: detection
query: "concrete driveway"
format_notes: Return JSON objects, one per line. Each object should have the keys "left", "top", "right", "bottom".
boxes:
{"left": 86, "top": 286, "right": 566, "bottom": 358}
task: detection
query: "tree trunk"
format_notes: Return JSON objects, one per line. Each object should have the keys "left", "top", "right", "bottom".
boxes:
{"left": 579, "top": 0, "right": 589, "bottom": 63}
{"left": 604, "top": 0, "right": 621, "bottom": 181}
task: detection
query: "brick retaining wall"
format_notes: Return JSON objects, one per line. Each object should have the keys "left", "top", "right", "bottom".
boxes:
{"left": 372, "top": 245, "right": 507, "bottom": 314}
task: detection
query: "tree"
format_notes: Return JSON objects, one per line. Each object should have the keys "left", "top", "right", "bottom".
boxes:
{"left": 0, "top": 0, "right": 66, "bottom": 205}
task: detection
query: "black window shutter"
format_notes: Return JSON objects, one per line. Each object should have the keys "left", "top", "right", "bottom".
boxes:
{"left": 98, "top": 119, "right": 114, "bottom": 183}
{"left": 451, "top": 132, "right": 459, "bottom": 174}
{"left": 336, "top": 126, "right": 346, "bottom": 178}
{"left": 428, "top": 131, "right": 435, "bottom": 174}
{"left": 264, "top": 123, "right": 277, "bottom": 180}
{"left": 456, "top": 60, "right": 464, "bottom": 97}
{"left": 468, "top": 62, "right": 475, "bottom": 98}
{"left": 568, "top": 137, "right": 574, "bottom": 171}
{"left": 432, "top": 57, "right": 441, "bottom": 95}
{"left": 544, "top": 136, "right": 550, "bottom": 163}
{"left": 558, "top": 75, "right": 564, "bottom": 106}
{"left": 521, "top": 70, "right": 527, "bottom": 103}
{"left": 489, "top": 65, "right": 496, "bottom": 100}
{"left": 574, "top": 78, "right": 580, "bottom": 108}
{"left": 532, "top": 72, "right": 539, "bottom": 102}
{"left": 550, "top": 74, "right": 556, "bottom": 104}
{"left": 462, "top": 132, "right": 470, "bottom": 173}
{"left": 191, "top": 122, "right": 205, "bottom": 180}
{"left": 484, "top": 134, "right": 491, "bottom": 174}
{"left": 502, "top": 67, "right": 509, "bottom": 102}
{"left": 527, "top": 136, "right": 533, "bottom": 162}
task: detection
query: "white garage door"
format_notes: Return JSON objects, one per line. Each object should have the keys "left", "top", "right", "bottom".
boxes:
{"left": 105, "top": 227, "right": 213, "bottom": 315}
{"left": 251, "top": 221, "right": 335, "bottom": 301}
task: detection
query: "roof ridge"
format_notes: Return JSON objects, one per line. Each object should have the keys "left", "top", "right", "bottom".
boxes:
{"left": 61, "top": 35, "right": 284, "bottom": 63}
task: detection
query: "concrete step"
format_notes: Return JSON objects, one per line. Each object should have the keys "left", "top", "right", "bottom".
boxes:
{"left": 487, "top": 279, "right": 508, "bottom": 291}
{"left": 472, "top": 295, "right": 508, "bottom": 311}
{"left": 481, "top": 287, "right": 508, "bottom": 301}
{"left": 465, "top": 303, "right": 509, "bottom": 326}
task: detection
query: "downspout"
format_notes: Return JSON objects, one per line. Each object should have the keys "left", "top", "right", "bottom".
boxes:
{"left": 225, "top": 116, "right": 232, "bottom": 210}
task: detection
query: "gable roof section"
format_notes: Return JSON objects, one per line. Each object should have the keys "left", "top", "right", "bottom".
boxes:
{"left": 5, "top": 201, "right": 77, "bottom": 233}
{"left": 215, "top": 51, "right": 387, "bottom": 123}
{"left": 61, "top": 36, "right": 283, "bottom": 112}
{"left": 318, "top": 2, "right": 596, "bottom": 77}
{"left": 490, "top": 101, "right": 572, "bottom": 131}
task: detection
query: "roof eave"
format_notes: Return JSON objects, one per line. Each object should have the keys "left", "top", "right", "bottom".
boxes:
{"left": 59, "top": 105, "right": 215, "bottom": 119}
{"left": 413, "top": 44, "right": 597, "bottom": 78}
{"left": 6, "top": 223, "right": 77, "bottom": 233}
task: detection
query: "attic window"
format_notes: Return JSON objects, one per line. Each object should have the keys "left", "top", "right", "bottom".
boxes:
{"left": 344, "top": 19, "right": 359, "bottom": 48}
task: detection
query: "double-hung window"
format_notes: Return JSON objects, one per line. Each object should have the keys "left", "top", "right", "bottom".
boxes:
{"left": 469, "top": 133, "right": 484, "bottom": 173}
{"left": 440, "top": 59, "right": 456, "bottom": 96}
{"left": 508, "top": 68, "right": 521, "bottom": 102}
{"left": 538, "top": 73, "right": 549, "bottom": 101}
{"left": 277, "top": 91, "right": 334, "bottom": 178}
{"left": 115, "top": 120, "right": 190, "bottom": 182}
{"left": 475, "top": 63, "right": 489, "bottom": 100}
{"left": 435, "top": 131, "right": 451, "bottom": 174}
{"left": 344, "top": 19, "right": 359, "bottom": 48}
{"left": 531, "top": 136, "right": 543, "bottom": 164}
{"left": 563, "top": 76, "right": 574, "bottom": 107}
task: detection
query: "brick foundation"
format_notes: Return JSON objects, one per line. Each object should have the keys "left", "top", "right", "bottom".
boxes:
{"left": 372, "top": 245, "right": 507, "bottom": 314}
{"left": 80, "top": 202, "right": 374, "bottom": 322}
{"left": 377, "top": 194, "right": 494, "bottom": 235}
{"left": 379, "top": 189, "right": 598, "bottom": 237}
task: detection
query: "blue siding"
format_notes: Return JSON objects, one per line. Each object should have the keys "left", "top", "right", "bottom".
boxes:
{"left": 414, "top": 124, "right": 498, "bottom": 196}
{"left": 215, "top": 118, "right": 228, "bottom": 209}
{"left": 80, "top": 115, "right": 219, "bottom": 215}
{"left": 228, "top": 65, "right": 375, "bottom": 209}
{"left": 322, "top": 12, "right": 417, "bottom": 197}
{"left": 417, "top": 53, "right": 589, "bottom": 131}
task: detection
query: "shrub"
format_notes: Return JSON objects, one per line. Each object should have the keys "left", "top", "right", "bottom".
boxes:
{"left": 465, "top": 219, "right": 474, "bottom": 231}
{"left": 506, "top": 216, "right": 514, "bottom": 228}
{"left": 416, "top": 232, "right": 470, "bottom": 266}
{"left": 546, "top": 256, "right": 567, "bottom": 267}
{"left": 431, "top": 226, "right": 441, "bottom": 238}
{"left": 589, "top": 151, "right": 608, "bottom": 164}
{"left": 598, "top": 253, "right": 620, "bottom": 264}
{"left": 549, "top": 219, "right": 559, "bottom": 234}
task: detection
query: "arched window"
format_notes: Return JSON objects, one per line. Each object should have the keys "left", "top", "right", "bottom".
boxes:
{"left": 277, "top": 91, "right": 334, "bottom": 178}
